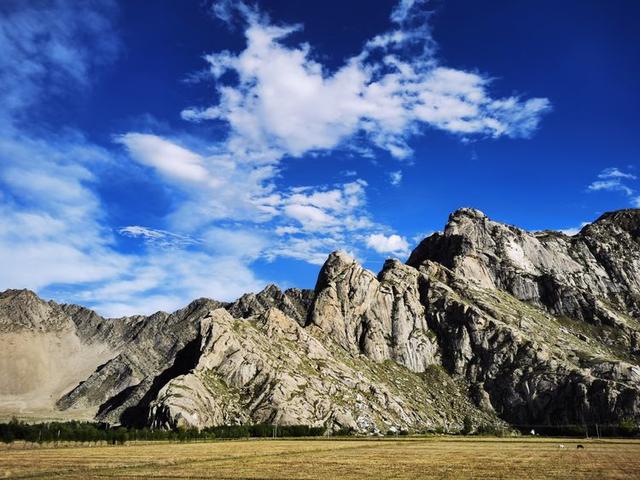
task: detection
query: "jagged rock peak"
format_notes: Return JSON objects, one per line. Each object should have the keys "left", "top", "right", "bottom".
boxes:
{"left": 314, "top": 250, "right": 364, "bottom": 291}
{"left": 447, "top": 207, "right": 488, "bottom": 223}
{"left": 227, "top": 283, "right": 314, "bottom": 326}
{"left": 589, "top": 208, "right": 640, "bottom": 236}
{"left": 0, "top": 288, "right": 70, "bottom": 333}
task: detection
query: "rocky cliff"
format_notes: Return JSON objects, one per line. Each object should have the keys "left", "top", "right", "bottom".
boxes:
{"left": 1, "top": 208, "right": 639, "bottom": 433}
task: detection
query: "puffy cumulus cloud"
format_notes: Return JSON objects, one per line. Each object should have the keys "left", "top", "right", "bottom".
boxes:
{"left": 281, "top": 180, "right": 369, "bottom": 232}
{"left": 115, "top": 134, "right": 210, "bottom": 183}
{"left": 366, "top": 233, "right": 410, "bottom": 256}
{"left": 266, "top": 236, "right": 347, "bottom": 266}
{"left": 117, "top": 133, "right": 280, "bottom": 230}
{"left": 183, "top": 0, "right": 550, "bottom": 162}
{"left": 270, "top": 180, "right": 377, "bottom": 263}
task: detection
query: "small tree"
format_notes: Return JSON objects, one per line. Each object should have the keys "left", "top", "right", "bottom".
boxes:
{"left": 618, "top": 418, "right": 638, "bottom": 437}
{"left": 462, "top": 416, "right": 473, "bottom": 435}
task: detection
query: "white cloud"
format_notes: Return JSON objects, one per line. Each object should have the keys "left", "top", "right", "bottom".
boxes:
{"left": 0, "top": 0, "right": 554, "bottom": 317}
{"left": 586, "top": 167, "right": 640, "bottom": 209}
{"left": 115, "top": 133, "right": 210, "bottom": 183}
{"left": 587, "top": 179, "right": 633, "bottom": 196}
{"left": 82, "top": 249, "right": 265, "bottom": 317}
{"left": 389, "top": 170, "right": 403, "bottom": 186}
{"left": 283, "top": 204, "right": 336, "bottom": 231}
{"left": 117, "top": 133, "right": 280, "bottom": 230}
{"left": 0, "top": 134, "right": 130, "bottom": 292}
{"left": 598, "top": 167, "right": 637, "bottom": 180}
{"left": 366, "top": 233, "right": 410, "bottom": 256}
{"left": 0, "top": 1, "right": 132, "bottom": 300}
{"left": 390, "top": 0, "right": 426, "bottom": 24}
{"left": 588, "top": 168, "right": 637, "bottom": 197}
{"left": 119, "top": 226, "right": 199, "bottom": 248}
{"left": 183, "top": 1, "right": 550, "bottom": 162}
{"left": 412, "top": 230, "right": 436, "bottom": 243}
{"left": 201, "top": 227, "right": 268, "bottom": 260}
{"left": 557, "top": 222, "right": 589, "bottom": 236}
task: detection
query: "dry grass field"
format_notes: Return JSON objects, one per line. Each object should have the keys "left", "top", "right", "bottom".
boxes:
{"left": 1, "top": 436, "right": 639, "bottom": 479}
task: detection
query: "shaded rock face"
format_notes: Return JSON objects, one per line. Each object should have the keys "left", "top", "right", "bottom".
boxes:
{"left": 56, "top": 299, "right": 220, "bottom": 425}
{"left": 1, "top": 208, "right": 640, "bottom": 432}
{"left": 408, "top": 208, "right": 640, "bottom": 325}
{"left": 408, "top": 208, "right": 640, "bottom": 425}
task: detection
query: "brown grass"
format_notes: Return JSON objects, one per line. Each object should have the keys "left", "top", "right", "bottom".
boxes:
{"left": 1, "top": 436, "right": 639, "bottom": 479}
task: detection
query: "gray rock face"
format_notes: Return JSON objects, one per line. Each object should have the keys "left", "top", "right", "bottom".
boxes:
{"left": 0, "top": 291, "right": 115, "bottom": 419}
{"left": 148, "top": 307, "right": 488, "bottom": 432}
{"left": 57, "top": 299, "right": 220, "bottom": 425}
{"left": 309, "top": 252, "right": 439, "bottom": 372}
{"left": 1, "top": 208, "right": 640, "bottom": 432}
{"left": 408, "top": 208, "right": 640, "bottom": 425}
{"left": 408, "top": 208, "right": 640, "bottom": 324}
{"left": 227, "top": 284, "right": 314, "bottom": 326}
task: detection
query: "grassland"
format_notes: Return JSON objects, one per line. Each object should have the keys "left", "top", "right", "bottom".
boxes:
{"left": 1, "top": 436, "right": 639, "bottom": 479}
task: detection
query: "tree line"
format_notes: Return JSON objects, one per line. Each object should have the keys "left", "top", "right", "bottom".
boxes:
{"left": 2, "top": 417, "right": 638, "bottom": 444}
{"left": 0, "top": 418, "right": 325, "bottom": 445}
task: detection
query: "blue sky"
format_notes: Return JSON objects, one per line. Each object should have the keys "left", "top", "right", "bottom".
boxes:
{"left": 1, "top": 0, "right": 638, "bottom": 316}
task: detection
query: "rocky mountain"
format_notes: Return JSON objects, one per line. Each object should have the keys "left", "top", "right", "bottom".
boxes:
{"left": 1, "top": 208, "right": 639, "bottom": 433}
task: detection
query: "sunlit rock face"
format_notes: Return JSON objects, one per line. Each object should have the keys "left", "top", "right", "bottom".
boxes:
{"left": 2, "top": 208, "right": 640, "bottom": 433}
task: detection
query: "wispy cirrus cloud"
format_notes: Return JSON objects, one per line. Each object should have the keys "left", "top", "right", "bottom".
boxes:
{"left": 0, "top": 1, "right": 268, "bottom": 316}
{"left": 587, "top": 167, "right": 639, "bottom": 205}
{"left": 597, "top": 167, "right": 637, "bottom": 180}
{"left": 0, "top": 0, "right": 119, "bottom": 123}
{"left": 0, "top": 1, "right": 127, "bottom": 294}
{"left": 119, "top": 226, "right": 199, "bottom": 248}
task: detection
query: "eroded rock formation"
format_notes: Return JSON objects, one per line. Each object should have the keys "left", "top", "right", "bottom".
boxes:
{"left": 1, "top": 208, "right": 639, "bottom": 432}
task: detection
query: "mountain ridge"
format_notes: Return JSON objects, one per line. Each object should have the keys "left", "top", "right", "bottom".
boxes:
{"left": 1, "top": 208, "right": 640, "bottom": 433}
